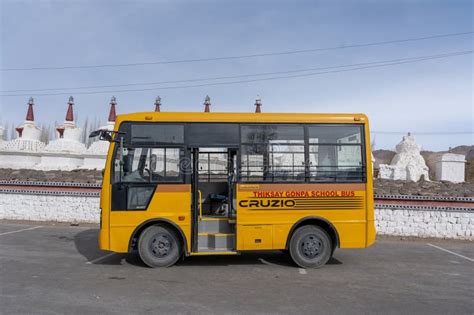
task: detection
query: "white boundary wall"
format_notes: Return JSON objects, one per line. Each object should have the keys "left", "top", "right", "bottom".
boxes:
{"left": 375, "top": 208, "right": 472, "bottom": 240}
{"left": 0, "top": 193, "right": 472, "bottom": 240}
{"left": 0, "top": 193, "right": 100, "bottom": 223}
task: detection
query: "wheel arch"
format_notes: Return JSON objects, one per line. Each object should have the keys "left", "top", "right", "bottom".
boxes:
{"left": 285, "top": 216, "right": 340, "bottom": 250}
{"left": 129, "top": 218, "right": 188, "bottom": 255}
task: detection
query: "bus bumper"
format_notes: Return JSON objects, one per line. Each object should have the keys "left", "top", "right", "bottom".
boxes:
{"left": 367, "top": 220, "right": 376, "bottom": 247}
{"left": 99, "top": 228, "right": 110, "bottom": 250}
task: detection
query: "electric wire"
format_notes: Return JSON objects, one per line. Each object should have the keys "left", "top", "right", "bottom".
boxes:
{"left": 1, "top": 50, "right": 471, "bottom": 97}
{"left": 1, "top": 31, "right": 472, "bottom": 71}
{"left": 2, "top": 51, "right": 469, "bottom": 93}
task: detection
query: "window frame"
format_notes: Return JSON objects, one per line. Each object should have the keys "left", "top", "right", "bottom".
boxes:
{"left": 196, "top": 148, "right": 230, "bottom": 183}
{"left": 111, "top": 121, "right": 367, "bottom": 185}
{"left": 111, "top": 121, "right": 186, "bottom": 185}
{"left": 239, "top": 123, "right": 367, "bottom": 184}
{"left": 239, "top": 124, "right": 306, "bottom": 183}
{"left": 119, "top": 121, "right": 185, "bottom": 146}
{"left": 307, "top": 144, "right": 365, "bottom": 183}
{"left": 306, "top": 124, "right": 366, "bottom": 183}
{"left": 149, "top": 147, "right": 184, "bottom": 182}
{"left": 112, "top": 145, "right": 186, "bottom": 184}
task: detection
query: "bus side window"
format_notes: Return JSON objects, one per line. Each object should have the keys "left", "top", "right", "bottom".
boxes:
{"left": 240, "top": 124, "right": 305, "bottom": 182}
{"left": 114, "top": 147, "right": 150, "bottom": 183}
{"left": 149, "top": 148, "right": 182, "bottom": 182}
{"left": 308, "top": 125, "right": 364, "bottom": 182}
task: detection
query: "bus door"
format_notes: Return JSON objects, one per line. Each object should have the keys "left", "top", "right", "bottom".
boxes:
{"left": 191, "top": 147, "right": 238, "bottom": 253}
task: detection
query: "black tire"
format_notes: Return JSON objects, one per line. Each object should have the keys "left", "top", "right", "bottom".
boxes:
{"left": 289, "top": 225, "right": 332, "bottom": 269}
{"left": 138, "top": 225, "right": 182, "bottom": 268}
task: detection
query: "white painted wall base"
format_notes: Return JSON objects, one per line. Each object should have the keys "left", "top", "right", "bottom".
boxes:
{"left": 0, "top": 193, "right": 472, "bottom": 240}
{"left": 0, "top": 150, "right": 43, "bottom": 169}
{"left": 0, "top": 146, "right": 107, "bottom": 171}
{"left": 39, "top": 152, "right": 85, "bottom": 171}
{"left": 0, "top": 193, "right": 99, "bottom": 223}
{"left": 375, "top": 208, "right": 472, "bottom": 240}
{"left": 82, "top": 154, "right": 107, "bottom": 170}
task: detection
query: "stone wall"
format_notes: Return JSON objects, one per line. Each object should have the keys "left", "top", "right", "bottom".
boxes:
{"left": 0, "top": 192, "right": 472, "bottom": 240}
{"left": 0, "top": 168, "right": 102, "bottom": 183}
{"left": 0, "top": 193, "right": 100, "bottom": 223}
{"left": 375, "top": 208, "right": 472, "bottom": 240}
{"left": 2, "top": 169, "right": 473, "bottom": 197}
{"left": 374, "top": 178, "right": 474, "bottom": 197}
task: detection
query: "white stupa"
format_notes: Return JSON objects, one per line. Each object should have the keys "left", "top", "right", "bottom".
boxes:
{"left": 39, "top": 96, "right": 86, "bottom": 170}
{"left": 0, "top": 97, "right": 45, "bottom": 169}
{"left": 1, "top": 97, "right": 45, "bottom": 152}
{"left": 379, "top": 133, "right": 430, "bottom": 181}
{"left": 82, "top": 96, "right": 118, "bottom": 170}
{"left": 44, "top": 96, "right": 85, "bottom": 154}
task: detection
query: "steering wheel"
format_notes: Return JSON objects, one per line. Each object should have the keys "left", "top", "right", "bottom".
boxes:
{"left": 142, "top": 168, "right": 151, "bottom": 179}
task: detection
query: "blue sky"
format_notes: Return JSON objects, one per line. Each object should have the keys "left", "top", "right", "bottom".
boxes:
{"left": 0, "top": 0, "right": 472, "bottom": 151}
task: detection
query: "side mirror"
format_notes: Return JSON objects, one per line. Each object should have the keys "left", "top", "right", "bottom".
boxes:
{"left": 89, "top": 129, "right": 122, "bottom": 143}
{"left": 89, "top": 130, "right": 101, "bottom": 138}
{"left": 100, "top": 132, "right": 113, "bottom": 142}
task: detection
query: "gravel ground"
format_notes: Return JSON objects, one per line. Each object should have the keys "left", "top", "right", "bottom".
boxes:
{"left": 0, "top": 222, "right": 473, "bottom": 314}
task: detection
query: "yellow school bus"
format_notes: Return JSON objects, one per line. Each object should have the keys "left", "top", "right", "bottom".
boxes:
{"left": 92, "top": 112, "right": 375, "bottom": 268}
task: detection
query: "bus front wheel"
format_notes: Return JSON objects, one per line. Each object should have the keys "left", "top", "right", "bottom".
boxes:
{"left": 289, "top": 225, "right": 332, "bottom": 269}
{"left": 138, "top": 225, "right": 181, "bottom": 268}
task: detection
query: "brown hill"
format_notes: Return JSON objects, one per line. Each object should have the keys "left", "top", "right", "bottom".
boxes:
{"left": 449, "top": 145, "right": 473, "bottom": 156}
{"left": 373, "top": 149, "right": 395, "bottom": 167}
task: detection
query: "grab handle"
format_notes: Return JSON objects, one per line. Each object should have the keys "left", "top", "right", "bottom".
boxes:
{"left": 198, "top": 189, "right": 203, "bottom": 221}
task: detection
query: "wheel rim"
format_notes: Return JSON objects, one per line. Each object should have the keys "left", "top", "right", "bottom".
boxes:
{"left": 300, "top": 234, "right": 323, "bottom": 259}
{"left": 149, "top": 233, "right": 172, "bottom": 258}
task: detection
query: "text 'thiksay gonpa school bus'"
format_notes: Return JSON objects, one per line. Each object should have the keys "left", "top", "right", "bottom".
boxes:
{"left": 92, "top": 111, "right": 376, "bottom": 268}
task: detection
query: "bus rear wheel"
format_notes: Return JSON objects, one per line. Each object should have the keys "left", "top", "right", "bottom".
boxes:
{"left": 138, "top": 225, "right": 181, "bottom": 268}
{"left": 289, "top": 225, "right": 332, "bottom": 269}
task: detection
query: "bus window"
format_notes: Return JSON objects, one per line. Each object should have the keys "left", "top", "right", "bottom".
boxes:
{"left": 186, "top": 123, "right": 239, "bottom": 146}
{"left": 118, "top": 147, "right": 150, "bottom": 183}
{"left": 308, "top": 125, "right": 364, "bottom": 182}
{"left": 114, "top": 146, "right": 184, "bottom": 183}
{"left": 240, "top": 125, "right": 305, "bottom": 182}
{"left": 240, "top": 144, "right": 265, "bottom": 181}
{"left": 149, "top": 148, "right": 182, "bottom": 182}
{"left": 130, "top": 124, "right": 184, "bottom": 144}
{"left": 241, "top": 125, "right": 304, "bottom": 144}
{"left": 197, "top": 148, "right": 228, "bottom": 182}
{"left": 268, "top": 142, "right": 305, "bottom": 181}
{"left": 308, "top": 125, "right": 362, "bottom": 144}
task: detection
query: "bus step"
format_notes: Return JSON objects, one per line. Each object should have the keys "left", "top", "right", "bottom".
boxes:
{"left": 198, "top": 233, "right": 235, "bottom": 250}
{"left": 198, "top": 218, "right": 235, "bottom": 234}
{"left": 191, "top": 250, "right": 238, "bottom": 256}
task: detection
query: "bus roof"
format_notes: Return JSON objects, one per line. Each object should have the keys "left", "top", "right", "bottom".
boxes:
{"left": 115, "top": 112, "right": 368, "bottom": 125}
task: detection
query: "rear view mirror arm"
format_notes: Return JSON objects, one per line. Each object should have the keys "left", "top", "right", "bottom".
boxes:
{"left": 89, "top": 129, "right": 126, "bottom": 143}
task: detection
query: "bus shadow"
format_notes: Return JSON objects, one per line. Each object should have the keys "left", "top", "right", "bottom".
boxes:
{"left": 74, "top": 228, "right": 125, "bottom": 265}
{"left": 74, "top": 228, "right": 342, "bottom": 267}
{"left": 73, "top": 228, "right": 147, "bottom": 266}
{"left": 178, "top": 252, "right": 292, "bottom": 267}
{"left": 178, "top": 252, "right": 342, "bottom": 268}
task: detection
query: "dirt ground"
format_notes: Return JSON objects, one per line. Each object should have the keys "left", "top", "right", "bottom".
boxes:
{"left": 1, "top": 222, "right": 472, "bottom": 314}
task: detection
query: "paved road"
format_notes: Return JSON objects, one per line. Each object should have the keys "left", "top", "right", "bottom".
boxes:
{"left": 0, "top": 222, "right": 473, "bottom": 314}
